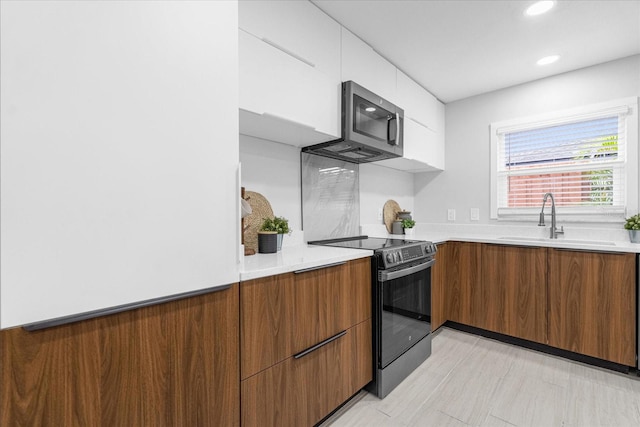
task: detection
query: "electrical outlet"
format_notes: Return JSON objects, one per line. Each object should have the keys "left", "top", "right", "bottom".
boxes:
{"left": 377, "top": 208, "right": 383, "bottom": 221}
{"left": 447, "top": 209, "right": 456, "bottom": 221}
{"left": 470, "top": 208, "right": 480, "bottom": 221}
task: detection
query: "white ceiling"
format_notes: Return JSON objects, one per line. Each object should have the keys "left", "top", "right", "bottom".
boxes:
{"left": 312, "top": 0, "right": 640, "bottom": 103}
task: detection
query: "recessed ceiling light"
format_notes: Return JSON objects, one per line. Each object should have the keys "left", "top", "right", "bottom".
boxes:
{"left": 525, "top": 0, "right": 556, "bottom": 16}
{"left": 536, "top": 55, "right": 560, "bottom": 66}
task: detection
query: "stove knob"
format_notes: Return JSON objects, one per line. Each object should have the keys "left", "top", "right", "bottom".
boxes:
{"left": 393, "top": 252, "right": 400, "bottom": 263}
{"left": 386, "top": 253, "right": 394, "bottom": 264}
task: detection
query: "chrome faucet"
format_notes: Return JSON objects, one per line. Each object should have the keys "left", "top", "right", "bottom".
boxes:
{"left": 538, "top": 193, "right": 564, "bottom": 239}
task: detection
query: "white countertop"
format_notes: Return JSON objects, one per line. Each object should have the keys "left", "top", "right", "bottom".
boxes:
{"left": 239, "top": 244, "right": 373, "bottom": 281}
{"left": 362, "top": 223, "right": 640, "bottom": 254}
{"left": 240, "top": 223, "right": 640, "bottom": 282}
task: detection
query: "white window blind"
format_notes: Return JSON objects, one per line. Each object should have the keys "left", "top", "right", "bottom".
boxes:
{"left": 491, "top": 98, "right": 638, "bottom": 221}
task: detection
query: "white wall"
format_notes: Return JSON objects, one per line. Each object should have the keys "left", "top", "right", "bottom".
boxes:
{"left": 240, "top": 135, "right": 302, "bottom": 231}
{"left": 360, "top": 163, "right": 414, "bottom": 226}
{"left": 415, "top": 55, "right": 640, "bottom": 226}
{"left": 240, "top": 135, "right": 414, "bottom": 235}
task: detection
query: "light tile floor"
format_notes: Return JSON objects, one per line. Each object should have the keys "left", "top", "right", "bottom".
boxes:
{"left": 322, "top": 327, "right": 640, "bottom": 427}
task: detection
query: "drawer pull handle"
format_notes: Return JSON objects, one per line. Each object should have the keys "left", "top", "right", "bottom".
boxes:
{"left": 261, "top": 38, "right": 316, "bottom": 68}
{"left": 553, "top": 248, "right": 627, "bottom": 255}
{"left": 294, "top": 261, "right": 346, "bottom": 274}
{"left": 293, "top": 330, "right": 347, "bottom": 359}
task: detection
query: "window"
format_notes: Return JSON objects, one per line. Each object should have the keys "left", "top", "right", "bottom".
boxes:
{"left": 491, "top": 98, "right": 638, "bottom": 221}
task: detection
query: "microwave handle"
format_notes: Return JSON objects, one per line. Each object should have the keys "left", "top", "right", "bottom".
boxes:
{"left": 387, "top": 113, "right": 400, "bottom": 146}
{"left": 395, "top": 112, "right": 400, "bottom": 146}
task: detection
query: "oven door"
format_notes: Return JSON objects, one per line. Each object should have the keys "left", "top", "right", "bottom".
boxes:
{"left": 378, "top": 258, "right": 433, "bottom": 368}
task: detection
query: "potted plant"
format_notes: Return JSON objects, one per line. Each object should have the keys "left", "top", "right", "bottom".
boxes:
{"left": 259, "top": 216, "right": 290, "bottom": 252}
{"left": 624, "top": 214, "right": 640, "bottom": 243}
{"left": 401, "top": 218, "right": 416, "bottom": 237}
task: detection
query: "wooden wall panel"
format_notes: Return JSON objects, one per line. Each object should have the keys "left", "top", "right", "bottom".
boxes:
{"left": 1, "top": 284, "right": 239, "bottom": 427}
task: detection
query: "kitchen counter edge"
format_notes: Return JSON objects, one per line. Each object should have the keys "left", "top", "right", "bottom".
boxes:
{"left": 239, "top": 244, "right": 374, "bottom": 281}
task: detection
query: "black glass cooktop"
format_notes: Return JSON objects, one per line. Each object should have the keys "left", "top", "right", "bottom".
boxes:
{"left": 308, "top": 236, "right": 422, "bottom": 251}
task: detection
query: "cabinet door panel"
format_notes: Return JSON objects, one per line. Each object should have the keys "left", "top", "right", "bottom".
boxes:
{"left": 241, "top": 273, "right": 295, "bottom": 380}
{"left": 341, "top": 28, "right": 397, "bottom": 103}
{"left": 1, "top": 286, "right": 239, "bottom": 426}
{"left": 293, "top": 263, "right": 352, "bottom": 353}
{"left": 482, "top": 245, "right": 547, "bottom": 344}
{"left": 239, "top": 0, "right": 341, "bottom": 80}
{"left": 445, "top": 242, "right": 483, "bottom": 327}
{"left": 431, "top": 243, "right": 448, "bottom": 331}
{"left": 239, "top": 30, "right": 339, "bottom": 139}
{"left": 548, "top": 250, "right": 636, "bottom": 366}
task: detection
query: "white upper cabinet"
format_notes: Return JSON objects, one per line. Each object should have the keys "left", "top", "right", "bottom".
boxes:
{"left": 1, "top": 1, "right": 239, "bottom": 328}
{"left": 341, "top": 28, "right": 397, "bottom": 103}
{"left": 239, "top": 0, "right": 340, "bottom": 81}
{"left": 239, "top": 1, "right": 341, "bottom": 145}
{"left": 377, "top": 70, "right": 445, "bottom": 172}
{"left": 239, "top": 30, "right": 339, "bottom": 144}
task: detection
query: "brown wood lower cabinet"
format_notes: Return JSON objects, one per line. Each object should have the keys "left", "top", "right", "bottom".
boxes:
{"left": 240, "top": 258, "right": 373, "bottom": 426}
{"left": 482, "top": 244, "right": 547, "bottom": 344}
{"left": 431, "top": 242, "right": 448, "bottom": 331}
{"left": 241, "top": 319, "right": 372, "bottom": 427}
{"left": 0, "top": 285, "right": 240, "bottom": 426}
{"left": 444, "top": 241, "right": 483, "bottom": 327}
{"left": 438, "top": 242, "right": 638, "bottom": 367}
{"left": 548, "top": 249, "right": 636, "bottom": 366}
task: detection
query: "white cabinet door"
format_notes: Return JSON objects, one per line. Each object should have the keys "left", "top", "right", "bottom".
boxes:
{"left": 378, "top": 70, "right": 445, "bottom": 172}
{"left": 239, "top": 0, "right": 340, "bottom": 81}
{"left": 239, "top": 30, "right": 340, "bottom": 144}
{"left": 341, "top": 28, "right": 397, "bottom": 103}
{"left": 377, "top": 118, "right": 443, "bottom": 172}
{"left": 0, "top": 1, "right": 239, "bottom": 328}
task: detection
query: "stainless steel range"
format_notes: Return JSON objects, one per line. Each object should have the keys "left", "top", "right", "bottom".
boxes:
{"left": 309, "top": 236, "right": 437, "bottom": 398}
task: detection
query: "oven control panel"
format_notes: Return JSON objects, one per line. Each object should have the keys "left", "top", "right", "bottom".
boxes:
{"left": 379, "top": 242, "right": 437, "bottom": 269}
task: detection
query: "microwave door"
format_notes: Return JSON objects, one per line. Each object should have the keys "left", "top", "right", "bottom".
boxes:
{"left": 353, "top": 95, "right": 394, "bottom": 143}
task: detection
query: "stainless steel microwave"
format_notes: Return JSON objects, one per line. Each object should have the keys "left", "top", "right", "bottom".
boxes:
{"left": 302, "top": 81, "right": 403, "bottom": 163}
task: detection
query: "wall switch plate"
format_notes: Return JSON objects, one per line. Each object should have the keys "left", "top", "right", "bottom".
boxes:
{"left": 470, "top": 208, "right": 480, "bottom": 221}
{"left": 377, "top": 208, "right": 383, "bottom": 221}
{"left": 447, "top": 209, "right": 456, "bottom": 221}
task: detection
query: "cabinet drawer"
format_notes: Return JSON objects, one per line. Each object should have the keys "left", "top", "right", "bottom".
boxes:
{"left": 241, "top": 319, "right": 372, "bottom": 427}
{"left": 240, "top": 258, "right": 371, "bottom": 379}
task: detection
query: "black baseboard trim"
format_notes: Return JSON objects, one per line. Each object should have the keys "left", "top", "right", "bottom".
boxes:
{"left": 445, "top": 321, "right": 633, "bottom": 375}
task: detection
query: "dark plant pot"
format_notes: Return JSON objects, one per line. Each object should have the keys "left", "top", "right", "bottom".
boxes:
{"left": 258, "top": 232, "right": 278, "bottom": 253}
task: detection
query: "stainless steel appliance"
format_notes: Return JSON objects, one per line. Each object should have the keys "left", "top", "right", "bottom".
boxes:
{"left": 309, "top": 236, "right": 436, "bottom": 398}
{"left": 302, "top": 81, "right": 403, "bottom": 163}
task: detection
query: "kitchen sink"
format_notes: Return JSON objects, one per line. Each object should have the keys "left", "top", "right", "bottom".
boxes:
{"left": 497, "top": 236, "right": 616, "bottom": 246}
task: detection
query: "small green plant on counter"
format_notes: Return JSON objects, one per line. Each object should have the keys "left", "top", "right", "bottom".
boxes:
{"left": 624, "top": 214, "right": 640, "bottom": 230}
{"left": 260, "top": 216, "right": 290, "bottom": 234}
{"left": 401, "top": 219, "right": 416, "bottom": 229}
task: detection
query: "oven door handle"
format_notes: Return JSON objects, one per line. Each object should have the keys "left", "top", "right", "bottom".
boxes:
{"left": 379, "top": 259, "right": 435, "bottom": 282}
